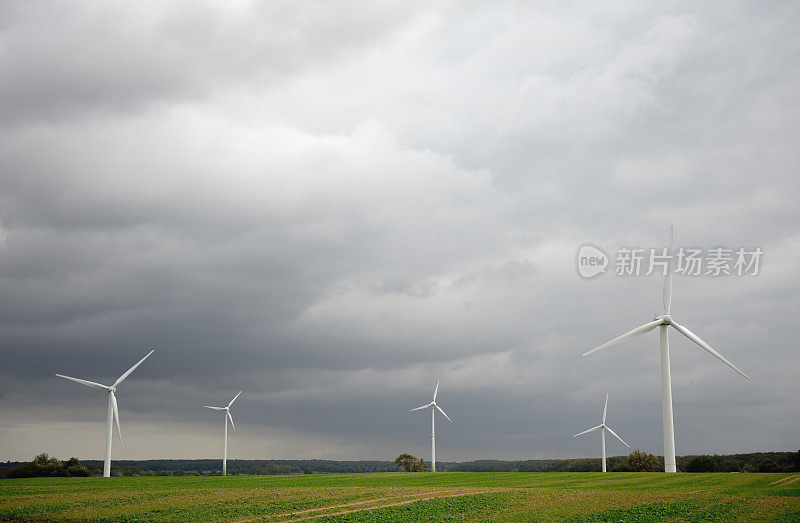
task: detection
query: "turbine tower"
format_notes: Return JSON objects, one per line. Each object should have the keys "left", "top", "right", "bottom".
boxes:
{"left": 204, "top": 391, "right": 242, "bottom": 476}
{"left": 573, "top": 393, "right": 629, "bottom": 472}
{"left": 56, "top": 349, "right": 155, "bottom": 477}
{"left": 584, "top": 225, "right": 750, "bottom": 472}
{"left": 410, "top": 380, "right": 452, "bottom": 472}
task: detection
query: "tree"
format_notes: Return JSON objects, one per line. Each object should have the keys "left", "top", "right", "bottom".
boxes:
{"left": 716, "top": 456, "right": 742, "bottom": 473}
{"left": 685, "top": 455, "right": 718, "bottom": 473}
{"left": 264, "top": 463, "right": 291, "bottom": 475}
{"left": 759, "top": 460, "right": 781, "bottom": 473}
{"left": 395, "top": 454, "right": 427, "bottom": 472}
{"left": 623, "top": 450, "right": 661, "bottom": 472}
{"left": 6, "top": 454, "right": 91, "bottom": 478}
{"left": 64, "top": 457, "right": 91, "bottom": 477}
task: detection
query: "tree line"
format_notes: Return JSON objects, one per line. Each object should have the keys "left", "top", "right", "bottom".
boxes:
{"left": 435, "top": 451, "right": 800, "bottom": 473}
{"left": 4, "top": 454, "right": 91, "bottom": 478}
{"left": 2, "top": 451, "right": 797, "bottom": 478}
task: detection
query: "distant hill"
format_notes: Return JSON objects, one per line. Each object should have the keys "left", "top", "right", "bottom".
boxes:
{"left": 2, "top": 451, "right": 798, "bottom": 478}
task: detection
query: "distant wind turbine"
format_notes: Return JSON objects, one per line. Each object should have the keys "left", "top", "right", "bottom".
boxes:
{"left": 410, "top": 380, "right": 452, "bottom": 472}
{"left": 584, "top": 225, "right": 750, "bottom": 472}
{"left": 204, "top": 391, "right": 242, "bottom": 476}
{"left": 573, "top": 393, "right": 629, "bottom": 472}
{"left": 56, "top": 349, "right": 155, "bottom": 477}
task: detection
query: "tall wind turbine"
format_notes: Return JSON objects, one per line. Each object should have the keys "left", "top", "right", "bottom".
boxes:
{"left": 584, "top": 225, "right": 750, "bottom": 472}
{"left": 204, "top": 391, "right": 242, "bottom": 476}
{"left": 573, "top": 393, "right": 629, "bottom": 472}
{"left": 56, "top": 349, "right": 155, "bottom": 477}
{"left": 410, "top": 380, "right": 452, "bottom": 472}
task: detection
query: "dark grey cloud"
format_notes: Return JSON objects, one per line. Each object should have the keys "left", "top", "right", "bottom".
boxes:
{"left": 0, "top": 1, "right": 422, "bottom": 122}
{"left": 0, "top": 1, "right": 798, "bottom": 462}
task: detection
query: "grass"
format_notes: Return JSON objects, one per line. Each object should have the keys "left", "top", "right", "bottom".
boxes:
{"left": 1, "top": 472, "right": 798, "bottom": 521}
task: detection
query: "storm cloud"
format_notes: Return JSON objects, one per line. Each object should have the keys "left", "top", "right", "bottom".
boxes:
{"left": 1, "top": 1, "right": 798, "bottom": 462}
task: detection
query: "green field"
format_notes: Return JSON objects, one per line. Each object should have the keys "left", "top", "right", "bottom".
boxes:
{"left": 1, "top": 472, "right": 798, "bottom": 521}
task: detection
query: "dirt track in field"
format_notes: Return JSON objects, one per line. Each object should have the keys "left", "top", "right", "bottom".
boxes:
{"left": 770, "top": 474, "right": 799, "bottom": 486}
{"left": 234, "top": 488, "right": 506, "bottom": 522}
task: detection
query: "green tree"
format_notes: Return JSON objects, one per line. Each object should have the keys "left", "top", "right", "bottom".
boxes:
{"left": 716, "top": 456, "right": 741, "bottom": 472}
{"left": 7, "top": 453, "right": 72, "bottom": 478}
{"left": 395, "top": 453, "right": 427, "bottom": 472}
{"left": 759, "top": 460, "right": 780, "bottom": 472}
{"left": 624, "top": 450, "right": 661, "bottom": 472}
{"left": 685, "top": 455, "right": 718, "bottom": 472}
{"left": 64, "top": 457, "right": 91, "bottom": 477}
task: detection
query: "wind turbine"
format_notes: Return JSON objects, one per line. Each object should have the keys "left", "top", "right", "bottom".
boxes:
{"left": 410, "top": 380, "right": 452, "bottom": 472}
{"left": 573, "top": 393, "right": 629, "bottom": 472}
{"left": 584, "top": 225, "right": 750, "bottom": 472}
{"left": 55, "top": 349, "right": 155, "bottom": 477}
{"left": 204, "top": 391, "right": 242, "bottom": 476}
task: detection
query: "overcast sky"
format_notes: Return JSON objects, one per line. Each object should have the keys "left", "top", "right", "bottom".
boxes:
{"left": 1, "top": 1, "right": 798, "bottom": 463}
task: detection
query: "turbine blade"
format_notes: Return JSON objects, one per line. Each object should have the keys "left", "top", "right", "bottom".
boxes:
{"left": 113, "top": 349, "right": 155, "bottom": 387}
{"left": 435, "top": 404, "right": 453, "bottom": 422}
{"left": 433, "top": 380, "right": 439, "bottom": 402}
{"left": 573, "top": 425, "right": 602, "bottom": 437}
{"left": 602, "top": 393, "right": 608, "bottom": 425}
{"left": 228, "top": 390, "right": 243, "bottom": 408}
{"left": 227, "top": 411, "right": 236, "bottom": 431}
{"left": 409, "top": 403, "right": 431, "bottom": 411}
{"left": 55, "top": 374, "right": 110, "bottom": 391}
{"left": 203, "top": 406, "right": 225, "bottom": 410}
{"left": 110, "top": 391, "right": 123, "bottom": 444}
{"left": 605, "top": 426, "right": 629, "bottom": 447}
{"left": 663, "top": 225, "right": 673, "bottom": 314}
{"left": 671, "top": 321, "right": 751, "bottom": 379}
{"left": 583, "top": 319, "right": 663, "bottom": 356}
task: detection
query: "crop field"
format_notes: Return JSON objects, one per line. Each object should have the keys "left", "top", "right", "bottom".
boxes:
{"left": 1, "top": 472, "right": 799, "bottom": 521}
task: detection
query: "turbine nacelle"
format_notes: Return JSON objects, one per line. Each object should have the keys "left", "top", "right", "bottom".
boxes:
{"left": 203, "top": 391, "right": 242, "bottom": 431}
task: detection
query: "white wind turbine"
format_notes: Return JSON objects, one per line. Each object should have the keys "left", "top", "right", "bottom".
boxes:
{"left": 584, "top": 225, "right": 750, "bottom": 472}
{"left": 204, "top": 391, "right": 242, "bottom": 476}
{"left": 573, "top": 393, "right": 629, "bottom": 472}
{"left": 410, "top": 380, "right": 452, "bottom": 472}
{"left": 55, "top": 349, "right": 155, "bottom": 477}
